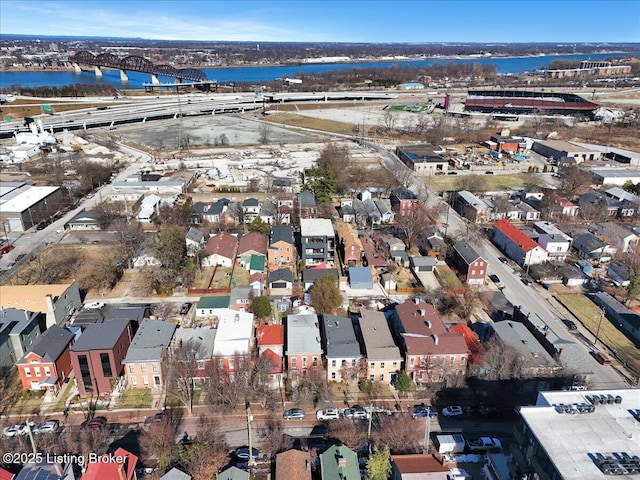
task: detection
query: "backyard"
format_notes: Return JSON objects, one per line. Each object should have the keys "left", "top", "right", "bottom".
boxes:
{"left": 557, "top": 293, "right": 640, "bottom": 375}
{"left": 118, "top": 388, "right": 153, "bottom": 409}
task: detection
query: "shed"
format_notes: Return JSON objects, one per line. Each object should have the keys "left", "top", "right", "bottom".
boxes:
{"left": 348, "top": 267, "right": 373, "bottom": 290}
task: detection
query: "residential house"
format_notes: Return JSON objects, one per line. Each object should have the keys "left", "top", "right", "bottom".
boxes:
{"left": 578, "top": 191, "right": 625, "bottom": 219}
{"left": 249, "top": 272, "right": 264, "bottom": 296}
{"left": 380, "top": 234, "right": 406, "bottom": 255}
{"left": 65, "top": 209, "right": 102, "bottom": 231}
{"left": 605, "top": 187, "right": 640, "bottom": 212}
{"left": 489, "top": 322, "right": 561, "bottom": 376}
{"left": 351, "top": 199, "right": 368, "bottom": 226}
{"left": 122, "top": 319, "right": 177, "bottom": 390}
{"left": 410, "top": 256, "right": 438, "bottom": 274}
{"left": 268, "top": 225, "right": 295, "bottom": 270}
{"left": 391, "top": 299, "right": 468, "bottom": 383}
{"left": 237, "top": 232, "right": 268, "bottom": 267}
{"left": 300, "top": 218, "right": 335, "bottom": 266}
{"left": 358, "top": 309, "right": 402, "bottom": 383}
{"left": 533, "top": 221, "right": 573, "bottom": 262}
{"left": 276, "top": 195, "right": 295, "bottom": 224}
{"left": 241, "top": 197, "right": 261, "bottom": 224}
{"left": 607, "top": 262, "right": 630, "bottom": 287}
{"left": 217, "top": 467, "right": 249, "bottom": 480}
{"left": 592, "top": 292, "right": 640, "bottom": 342}
{"left": 322, "top": 314, "right": 362, "bottom": 382}
{"left": 339, "top": 199, "right": 356, "bottom": 224}
{"left": 160, "top": 468, "right": 191, "bottom": 480}
{"left": 16, "top": 325, "right": 73, "bottom": 392}
{"left": 348, "top": 267, "right": 374, "bottom": 290}
{"left": 259, "top": 200, "right": 277, "bottom": 225}
{"left": 492, "top": 219, "right": 548, "bottom": 267}
{"left": 363, "top": 198, "right": 382, "bottom": 225}
{"left": 70, "top": 318, "right": 135, "bottom": 396}
{"left": 596, "top": 221, "right": 639, "bottom": 253}
{"left": 82, "top": 447, "right": 137, "bottom": 480}
{"left": 137, "top": 194, "right": 161, "bottom": 223}
{"left": 0, "top": 309, "right": 45, "bottom": 369}
{"left": 517, "top": 201, "right": 541, "bottom": 222}
{"left": 297, "top": 191, "right": 317, "bottom": 219}
{"left": 272, "top": 177, "right": 294, "bottom": 192}
{"left": 390, "top": 454, "right": 451, "bottom": 480}
{"left": 170, "top": 327, "right": 215, "bottom": 382}
{"left": 275, "top": 450, "right": 311, "bottom": 480}
{"left": 360, "top": 235, "right": 388, "bottom": 268}
{"left": 72, "top": 303, "right": 150, "bottom": 329}
{"left": 450, "top": 240, "right": 487, "bottom": 285}
{"left": 201, "top": 232, "right": 238, "bottom": 267}
{"left": 191, "top": 200, "right": 228, "bottom": 225}
{"left": 320, "top": 445, "right": 359, "bottom": 480}
{"left": 422, "top": 230, "right": 446, "bottom": 259}
{"left": 12, "top": 461, "right": 75, "bottom": 480}
{"left": 256, "top": 324, "right": 284, "bottom": 387}
{"left": 302, "top": 268, "right": 340, "bottom": 291}
{"left": 572, "top": 231, "right": 615, "bottom": 263}
{"left": 335, "top": 223, "right": 363, "bottom": 267}
{"left": 229, "top": 286, "right": 254, "bottom": 311}
{"left": 185, "top": 227, "right": 207, "bottom": 257}
{"left": 132, "top": 238, "right": 162, "bottom": 268}
{"left": 553, "top": 195, "right": 580, "bottom": 217}
{"left": 0, "top": 282, "right": 81, "bottom": 328}
{"left": 374, "top": 199, "right": 395, "bottom": 223}
{"left": 195, "top": 296, "right": 231, "bottom": 319}
{"left": 268, "top": 269, "right": 294, "bottom": 296}
{"left": 285, "top": 314, "right": 323, "bottom": 380}
{"left": 454, "top": 191, "right": 492, "bottom": 224}
{"left": 212, "top": 310, "right": 253, "bottom": 379}
{"left": 390, "top": 187, "right": 419, "bottom": 216}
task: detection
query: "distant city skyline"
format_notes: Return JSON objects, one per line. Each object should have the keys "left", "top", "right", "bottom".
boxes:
{"left": 1, "top": 0, "right": 639, "bottom": 44}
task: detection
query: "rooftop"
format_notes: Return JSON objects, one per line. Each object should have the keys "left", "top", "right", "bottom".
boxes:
{"left": 17, "top": 325, "right": 73, "bottom": 364}
{"left": 519, "top": 388, "right": 640, "bottom": 480}
{"left": 270, "top": 225, "right": 294, "bottom": 245}
{"left": 358, "top": 309, "right": 401, "bottom": 362}
{"left": 490, "top": 321, "right": 558, "bottom": 367}
{"left": 300, "top": 218, "right": 334, "bottom": 237}
{"left": 171, "top": 327, "right": 215, "bottom": 360}
{"left": 0, "top": 186, "right": 59, "bottom": 212}
{"left": 238, "top": 232, "right": 268, "bottom": 256}
{"left": 322, "top": 314, "right": 361, "bottom": 359}
{"left": 256, "top": 324, "right": 284, "bottom": 346}
{"left": 70, "top": 318, "right": 130, "bottom": 351}
{"left": 286, "top": 314, "right": 322, "bottom": 356}
{"left": 0, "top": 283, "right": 74, "bottom": 314}
{"left": 213, "top": 310, "right": 253, "bottom": 356}
{"left": 197, "top": 296, "right": 231, "bottom": 310}
{"left": 453, "top": 240, "right": 483, "bottom": 264}
{"left": 320, "top": 445, "right": 359, "bottom": 480}
{"left": 122, "top": 319, "right": 177, "bottom": 364}
{"left": 275, "top": 449, "right": 311, "bottom": 480}
{"left": 203, "top": 232, "right": 238, "bottom": 259}
{"left": 494, "top": 219, "right": 541, "bottom": 253}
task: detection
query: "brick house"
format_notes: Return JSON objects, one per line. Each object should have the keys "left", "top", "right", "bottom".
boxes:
{"left": 390, "top": 299, "right": 468, "bottom": 383}
{"left": 285, "top": 314, "right": 323, "bottom": 381}
{"left": 450, "top": 240, "right": 487, "bottom": 285}
{"left": 322, "top": 314, "right": 362, "bottom": 383}
{"left": 212, "top": 310, "right": 254, "bottom": 380}
{"left": 16, "top": 325, "right": 74, "bottom": 392}
{"left": 70, "top": 319, "right": 135, "bottom": 397}
{"left": 83, "top": 447, "right": 138, "bottom": 480}
{"left": 122, "top": 319, "right": 177, "bottom": 390}
{"left": 358, "top": 309, "right": 402, "bottom": 383}
{"left": 256, "top": 324, "right": 284, "bottom": 388}
{"left": 390, "top": 187, "right": 419, "bottom": 217}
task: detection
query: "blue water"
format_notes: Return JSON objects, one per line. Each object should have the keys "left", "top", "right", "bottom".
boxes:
{"left": 0, "top": 52, "right": 635, "bottom": 89}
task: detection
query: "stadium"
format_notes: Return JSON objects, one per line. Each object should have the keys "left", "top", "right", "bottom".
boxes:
{"left": 464, "top": 89, "right": 600, "bottom": 116}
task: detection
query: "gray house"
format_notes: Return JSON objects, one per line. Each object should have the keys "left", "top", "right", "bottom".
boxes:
{"left": 592, "top": 292, "right": 640, "bottom": 342}
{"left": 300, "top": 218, "right": 335, "bottom": 266}
{"left": 268, "top": 269, "right": 294, "bottom": 296}
{"left": 0, "top": 309, "right": 45, "bottom": 369}
{"left": 322, "top": 314, "right": 362, "bottom": 382}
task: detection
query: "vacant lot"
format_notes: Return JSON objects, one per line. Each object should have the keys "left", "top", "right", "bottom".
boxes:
{"left": 266, "top": 112, "right": 358, "bottom": 136}
{"left": 558, "top": 293, "right": 640, "bottom": 375}
{"left": 428, "top": 172, "right": 546, "bottom": 192}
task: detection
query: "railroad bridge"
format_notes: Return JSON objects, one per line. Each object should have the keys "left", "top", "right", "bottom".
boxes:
{"left": 69, "top": 51, "right": 212, "bottom": 86}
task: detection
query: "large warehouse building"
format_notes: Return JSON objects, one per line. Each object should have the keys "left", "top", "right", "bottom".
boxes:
{"left": 0, "top": 183, "right": 62, "bottom": 232}
{"left": 395, "top": 144, "right": 448, "bottom": 174}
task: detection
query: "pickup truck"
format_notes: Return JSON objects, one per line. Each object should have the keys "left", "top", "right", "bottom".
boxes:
{"left": 489, "top": 274, "right": 504, "bottom": 289}
{"left": 466, "top": 436, "right": 502, "bottom": 451}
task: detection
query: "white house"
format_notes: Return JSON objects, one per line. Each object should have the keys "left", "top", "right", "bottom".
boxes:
{"left": 493, "top": 219, "right": 548, "bottom": 266}
{"left": 137, "top": 194, "right": 162, "bottom": 223}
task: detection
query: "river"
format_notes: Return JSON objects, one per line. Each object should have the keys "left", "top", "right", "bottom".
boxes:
{"left": 0, "top": 52, "right": 636, "bottom": 89}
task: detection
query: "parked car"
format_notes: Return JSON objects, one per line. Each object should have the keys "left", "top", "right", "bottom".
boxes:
{"left": 143, "top": 412, "right": 167, "bottom": 428}
{"left": 521, "top": 277, "right": 532, "bottom": 286}
{"left": 590, "top": 351, "right": 612, "bottom": 366}
{"left": 349, "top": 405, "right": 369, "bottom": 419}
{"left": 316, "top": 408, "right": 340, "bottom": 420}
{"left": 485, "top": 171, "right": 494, "bottom": 175}
{"left": 447, "top": 171, "right": 458, "bottom": 175}
{"left": 283, "top": 408, "right": 305, "bottom": 420}
{"left": 498, "top": 257, "right": 508, "bottom": 264}
{"left": 442, "top": 406, "right": 464, "bottom": 417}
{"left": 15, "top": 254, "right": 27, "bottom": 262}
{"left": 179, "top": 302, "right": 192, "bottom": 315}
{"left": 561, "top": 319, "right": 578, "bottom": 331}
{"left": 2, "top": 422, "right": 35, "bottom": 437}
{"left": 412, "top": 403, "right": 437, "bottom": 418}
{"left": 466, "top": 436, "right": 502, "bottom": 451}
{"left": 34, "top": 420, "right": 60, "bottom": 434}
{"left": 36, "top": 220, "right": 51, "bottom": 231}
{"left": 233, "top": 447, "right": 259, "bottom": 460}
{"left": 0, "top": 244, "right": 14, "bottom": 254}
{"left": 81, "top": 416, "right": 107, "bottom": 430}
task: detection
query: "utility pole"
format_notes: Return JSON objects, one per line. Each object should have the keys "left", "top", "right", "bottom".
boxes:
{"left": 367, "top": 405, "right": 373, "bottom": 453}
{"left": 246, "top": 402, "right": 255, "bottom": 468}
{"left": 423, "top": 406, "right": 432, "bottom": 454}
{"left": 594, "top": 308, "right": 605, "bottom": 348}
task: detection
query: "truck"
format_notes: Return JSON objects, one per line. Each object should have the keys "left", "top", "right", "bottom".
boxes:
{"left": 466, "top": 436, "right": 502, "bottom": 451}
{"left": 436, "top": 434, "right": 465, "bottom": 454}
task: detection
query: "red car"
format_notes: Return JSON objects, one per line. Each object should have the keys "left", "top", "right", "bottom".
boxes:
{"left": 0, "top": 244, "right": 14, "bottom": 254}
{"left": 590, "top": 351, "right": 612, "bottom": 366}
{"left": 81, "top": 416, "right": 107, "bottom": 430}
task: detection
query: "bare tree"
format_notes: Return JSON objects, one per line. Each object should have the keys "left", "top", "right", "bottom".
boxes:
{"left": 479, "top": 337, "right": 529, "bottom": 380}
{"left": 259, "top": 123, "right": 271, "bottom": 144}
{"left": 176, "top": 441, "right": 228, "bottom": 480}
{"left": 558, "top": 164, "right": 592, "bottom": 200}
{"left": 327, "top": 418, "right": 367, "bottom": 452}
{"left": 111, "top": 219, "right": 145, "bottom": 269}
{"left": 394, "top": 204, "right": 434, "bottom": 249}
{"left": 382, "top": 110, "right": 398, "bottom": 134}
{"left": 373, "top": 414, "right": 423, "bottom": 453}
{"left": 167, "top": 339, "right": 205, "bottom": 416}
{"left": 140, "top": 420, "right": 176, "bottom": 470}
{"left": 258, "top": 411, "right": 293, "bottom": 456}
{"left": 203, "top": 356, "right": 250, "bottom": 411}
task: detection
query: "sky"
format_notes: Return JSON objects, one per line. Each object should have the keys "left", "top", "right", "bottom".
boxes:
{"left": 1, "top": 0, "right": 639, "bottom": 43}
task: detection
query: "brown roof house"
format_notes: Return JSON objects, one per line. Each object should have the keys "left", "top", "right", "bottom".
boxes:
{"left": 276, "top": 449, "right": 311, "bottom": 480}
{"left": 390, "top": 299, "right": 469, "bottom": 383}
{"left": 201, "top": 232, "right": 238, "bottom": 268}
{"left": 237, "top": 232, "right": 268, "bottom": 267}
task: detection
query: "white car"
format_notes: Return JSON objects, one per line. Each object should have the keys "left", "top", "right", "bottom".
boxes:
{"left": 2, "top": 422, "right": 35, "bottom": 437}
{"left": 34, "top": 420, "right": 59, "bottom": 434}
{"left": 442, "top": 406, "right": 464, "bottom": 417}
{"left": 316, "top": 408, "right": 340, "bottom": 420}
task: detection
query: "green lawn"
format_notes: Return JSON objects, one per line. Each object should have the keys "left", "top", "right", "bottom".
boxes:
{"left": 118, "top": 388, "right": 153, "bottom": 408}
{"left": 427, "top": 173, "right": 545, "bottom": 193}
{"left": 435, "top": 265, "right": 464, "bottom": 290}
{"left": 557, "top": 294, "right": 640, "bottom": 375}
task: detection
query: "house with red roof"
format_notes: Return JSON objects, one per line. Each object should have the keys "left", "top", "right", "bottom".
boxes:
{"left": 390, "top": 299, "right": 468, "bottom": 383}
{"left": 492, "top": 219, "right": 548, "bottom": 267}
{"left": 82, "top": 447, "right": 137, "bottom": 480}
{"left": 450, "top": 323, "right": 482, "bottom": 364}
{"left": 553, "top": 194, "right": 580, "bottom": 216}
{"left": 256, "top": 324, "right": 284, "bottom": 387}
{"left": 201, "top": 232, "right": 238, "bottom": 268}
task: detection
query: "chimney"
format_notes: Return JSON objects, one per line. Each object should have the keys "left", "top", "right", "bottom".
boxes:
{"left": 432, "top": 334, "right": 439, "bottom": 345}
{"left": 413, "top": 298, "right": 420, "bottom": 305}
{"left": 419, "top": 308, "right": 425, "bottom": 316}
{"left": 234, "top": 314, "right": 240, "bottom": 323}
{"left": 45, "top": 294, "right": 55, "bottom": 315}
